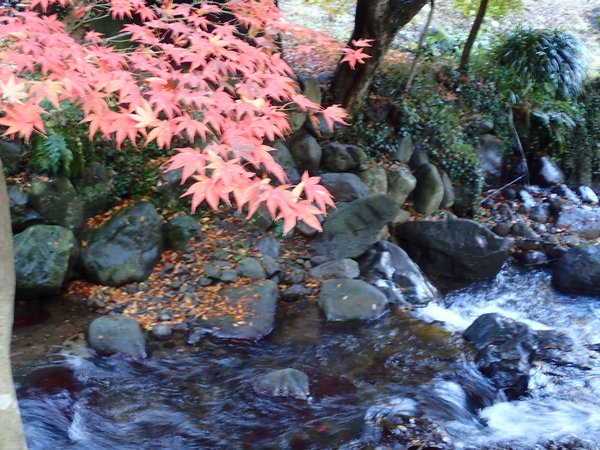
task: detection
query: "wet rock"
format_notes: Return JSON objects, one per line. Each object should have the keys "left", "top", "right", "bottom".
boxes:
{"left": 254, "top": 368, "right": 310, "bottom": 400}
{"left": 255, "top": 235, "right": 280, "bottom": 259}
{"left": 533, "top": 156, "right": 565, "bottom": 187}
{"left": 552, "top": 246, "right": 600, "bottom": 295}
{"left": 237, "top": 257, "right": 266, "bottom": 279}
{"left": 551, "top": 185, "right": 581, "bottom": 204}
{"left": 359, "top": 166, "right": 388, "bottom": 195}
{"left": 309, "top": 259, "right": 359, "bottom": 279}
{"left": 80, "top": 202, "right": 163, "bottom": 286}
{"left": 281, "top": 284, "right": 311, "bottom": 302}
{"left": 88, "top": 315, "right": 147, "bottom": 359}
{"left": 396, "top": 219, "right": 513, "bottom": 281}
{"left": 271, "top": 141, "right": 300, "bottom": 184}
{"left": 390, "top": 135, "right": 414, "bottom": 163}
{"left": 319, "top": 172, "right": 369, "bottom": 203}
{"left": 511, "top": 220, "right": 540, "bottom": 239}
{"left": 578, "top": 186, "right": 598, "bottom": 204}
{"left": 358, "top": 241, "right": 438, "bottom": 305}
{"left": 313, "top": 194, "right": 400, "bottom": 259}
{"left": 14, "top": 225, "right": 79, "bottom": 298}
{"left": 28, "top": 176, "right": 85, "bottom": 232}
{"left": 321, "top": 142, "right": 358, "bottom": 172}
{"left": 151, "top": 324, "right": 172, "bottom": 340}
{"left": 513, "top": 250, "right": 548, "bottom": 268}
{"left": 534, "top": 330, "right": 575, "bottom": 364}
{"left": 413, "top": 163, "right": 444, "bottom": 216}
{"left": 318, "top": 278, "right": 388, "bottom": 321}
{"left": 556, "top": 206, "right": 600, "bottom": 239}
{"left": 387, "top": 166, "right": 416, "bottom": 206}
{"left": 60, "top": 333, "right": 92, "bottom": 359}
{"left": 163, "top": 214, "right": 200, "bottom": 250}
{"left": 463, "top": 313, "right": 536, "bottom": 399}
{"left": 200, "top": 280, "right": 279, "bottom": 340}
{"left": 288, "top": 130, "right": 322, "bottom": 174}
{"left": 519, "top": 189, "right": 537, "bottom": 210}
{"left": 219, "top": 269, "right": 239, "bottom": 283}
{"left": 529, "top": 202, "right": 551, "bottom": 223}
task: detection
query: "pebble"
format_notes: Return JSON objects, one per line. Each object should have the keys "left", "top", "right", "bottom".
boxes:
{"left": 152, "top": 324, "right": 173, "bottom": 339}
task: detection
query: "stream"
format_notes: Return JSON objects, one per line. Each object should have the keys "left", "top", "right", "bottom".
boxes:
{"left": 11, "top": 266, "right": 600, "bottom": 449}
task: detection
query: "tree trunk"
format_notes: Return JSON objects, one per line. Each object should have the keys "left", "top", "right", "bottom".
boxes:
{"left": 329, "top": 0, "right": 429, "bottom": 118}
{"left": 0, "top": 158, "right": 27, "bottom": 450}
{"left": 403, "top": 0, "right": 435, "bottom": 93}
{"left": 458, "top": 0, "right": 488, "bottom": 73}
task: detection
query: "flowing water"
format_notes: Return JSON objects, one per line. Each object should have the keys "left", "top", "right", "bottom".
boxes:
{"left": 12, "top": 266, "right": 600, "bottom": 449}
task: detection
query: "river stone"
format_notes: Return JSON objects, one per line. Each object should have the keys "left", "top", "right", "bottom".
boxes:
{"left": 552, "top": 246, "right": 600, "bottom": 295}
{"left": 309, "top": 259, "right": 359, "bottom": 279}
{"left": 288, "top": 130, "right": 322, "bottom": 174}
{"left": 237, "top": 257, "right": 266, "bottom": 279}
{"left": 282, "top": 284, "right": 311, "bottom": 302}
{"left": 578, "top": 186, "right": 598, "bottom": 204}
{"left": 313, "top": 194, "right": 401, "bottom": 259}
{"left": 73, "top": 163, "right": 113, "bottom": 219}
{"left": 14, "top": 225, "right": 79, "bottom": 298}
{"left": 413, "top": 163, "right": 444, "bottom": 215}
{"left": 322, "top": 142, "right": 358, "bottom": 172}
{"left": 387, "top": 166, "right": 416, "bottom": 206}
{"left": 390, "top": 135, "right": 414, "bottom": 163}
{"left": 151, "top": 324, "right": 172, "bottom": 340}
{"left": 271, "top": 141, "right": 301, "bottom": 184}
{"left": 163, "top": 214, "right": 200, "bottom": 250}
{"left": 464, "top": 313, "right": 536, "bottom": 399}
{"left": 28, "top": 176, "right": 85, "bottom": 232}
{"left": 318, "top": 278, "right": 388, "bottom": 321}
{"left": 200, "top": 280, "right": 279, "bottom": 340}
{"left": 319, "top": 172, "right": 369, "bottom": 203}
{"left": 556, "top": 205, "right": 600, "bottom": 239}
{"left": 80, "top": 201, "right": 163, "bottom": 286}
{"left": 87, "top": 315, "right": 147, "bottom": 359}
{"left": 359, "top": 166, "right": 388, "bottom": 195}
{"left": 254, "top": 368, "right": 310, "bottom": 400}
{"left": 395, "top": 219, "right": 513, "bottom": 281}
{"left": 219, "top": 269, "right": 238, "bottom": 283}
{"left": 255, "top": 235, "right": 280, "bottom": 259}
{"left": 533, "top": 156, "right": 565, "bottom": 187}
{"left": 358, "top": 241, "right": 438, "bottom": 305}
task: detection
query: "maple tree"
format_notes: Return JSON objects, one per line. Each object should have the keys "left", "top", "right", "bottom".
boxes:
{"left": 0, "top": 0, "right": 372, "bottom": 234}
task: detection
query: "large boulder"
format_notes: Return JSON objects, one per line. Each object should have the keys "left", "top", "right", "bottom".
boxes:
{"left": 464, "top": 313, "right": 536, "bottom": 399}
{"left": 199, "top": 280, "right": 279, "bottom": 340}
{"left": 87, "top": 315, "right": 147, "bottom": 359}
{"left": 80, "top": 201, "right": 163, "bottom": 286}
{"left": 533, "top": 156, "right": 565, "bottom": 187}
{"left": 254, "top": 368, "right": 310, "bottom": 400}
{"left": 359, "top": 166, "right": 388, "bottom": 195}
{"left": 358, "top": 241, "right": 438, "bottom": 305}
{"left": 14, "top": 225, "right": 79, "bottom": 298}
{"left": 412, "top": 163, "right": 444, "bottom": 215}
{"left": 387, "top": 166, "right": 416, "bottom": 205}
{"left": 318, "top": 278, "right": 388, "bottom": 321}
{"left": 322, "top": 142, "right": 358, "bottom": 172}
{"left": 313, "top": 194, "right": 401, "bottom": 259}
{"left": 552, "top": 246, "right": 600, "bottom": 295}
{"left": 28, "top": 177, "right": 85, "bottom": 232}
{"left": 319, "top": 172, "right": 369, "bottom": 203}
{"left": 288, "top": 130, "right": 322, "bottom": 174}
{"left": 395, "top": 219, "right": 513, "bottom": 281}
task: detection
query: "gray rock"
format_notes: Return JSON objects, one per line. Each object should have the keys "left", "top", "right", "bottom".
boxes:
{"left": 551, "top": 185, "right": 581, "bottom": 204}
{"left": 387, "top": 166, "right": 416, "bottom": 206}
{"left": 313, "top": 194, "right": 401, "bottom": 259}
{"left": 477, "top": 134, "right": 504, "bottom": 186}
{"left": 203, "top": 265, "right": 221, "bottom": 279}
{"left": 87, "top": 315, "right": 147, "bottom": 359}
{"left": 282, "top": 284, "right": 311, "bottom": 302}
{"left": 254, "top": 368, "right": 310, "bottom": 400}
{"left": 155, "top": 167, "right": 192, "bottom": 208}
{"left": 28, "top": 177, "right": 85, "bottom": 232}
{"left": 220, "top": 269, "right": 239, "bottom": 283}
{"left": 309, "top": 259, "right": 360, "bottom": 279}
{"left": 73, "top": 163, "right": 113, "bottom": 219}
{"left": 237, "top": 257, "right": 266, "bottom": 279}
{"left": 318, "top": 278, "right": 388, "bottom": 321}
{"left": 346, "top": 145, "right": 369, "bottom": 168}
{"left": 0, "top": 140, "right": 24, "bottom": 168}
{"left": 288, "top": 130, "right": 322, "bottom": 174}
{"left": 322, "top": 142, "right": 358, "bottom": 172}
{"left": 287, "top": 107, "right": 307, "bottom": 133}
{"left": 163, "top": 215, "right": 200, "bottom": 250}
{"left": 511, "top": 220, "right": 540, "bottom": 239}
{"left": 303, "top": 114, "right": 335, "bottom": 139}
{"left": 14, "top": 225, "right": 79, "bottom": 298}
{"left": 464, "top": 313, "right": 536, "bottom": 399}
{"left": 262, "top": 256, "right": 281, "bottom": 277}
{"left": 359, "top": 166, "right": 388, "bottom": 195}
{"left": 552, "top": 246, "right": 600, "bottom": 295}
{"left": 296, "top": 219, "right": 319, "bottom": 237}
{"left": 358, "top": 241, "right": 438, "bottom": 305}
{"left": 408, "top": 145, "right": 429, "bottom": 169}
{"left": 413, "top": 163, "right": 444, "bottom": 215}
{"left": 80, "top": 201, "right": 163, "bottom": 286}
{"left": 283, "top": 268, "right": 306, "bottom": 284}
{"left": 440, "top": 171, "right": 455, "bottom": 209}
{"left": 395, "top": 219, "right": 513, "bottom": 281}
{"left": 256, "top": 236, "right": 280, "bottom": 259}
{"left": 271, "top": 141, "right": 301, "bottom": 184}
{"left": 151, "top": 324, "right": 172, "bottom": 339}
{"left": 319, "top": 172, "right": 369, "bottom": 203}
{"left": 556, "top": 206, "right": 600, "bottom": 239}
{"left": 533, "top": 156, "right": 565, "bottom": 187}
{"left": 390, "top": 135, "right": 414, "bottom": 163}
{"left": 529, "top": 203, "right": 550, "bottom": 223}
{"left": 200, "top": 281, "right": 279, "bottom": 340}
{"left": 519, "top": 190, "right": 536, "bottom": 209}
{"left": 299, "top": 75, "right": 321, "bottom": 104}
{"left": 578, "top": 186, "right": 598, "bottom": 204}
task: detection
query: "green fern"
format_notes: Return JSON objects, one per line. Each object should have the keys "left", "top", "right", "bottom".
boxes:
{"left": 30, "top": 134, "right": 84, "bottom": 177}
